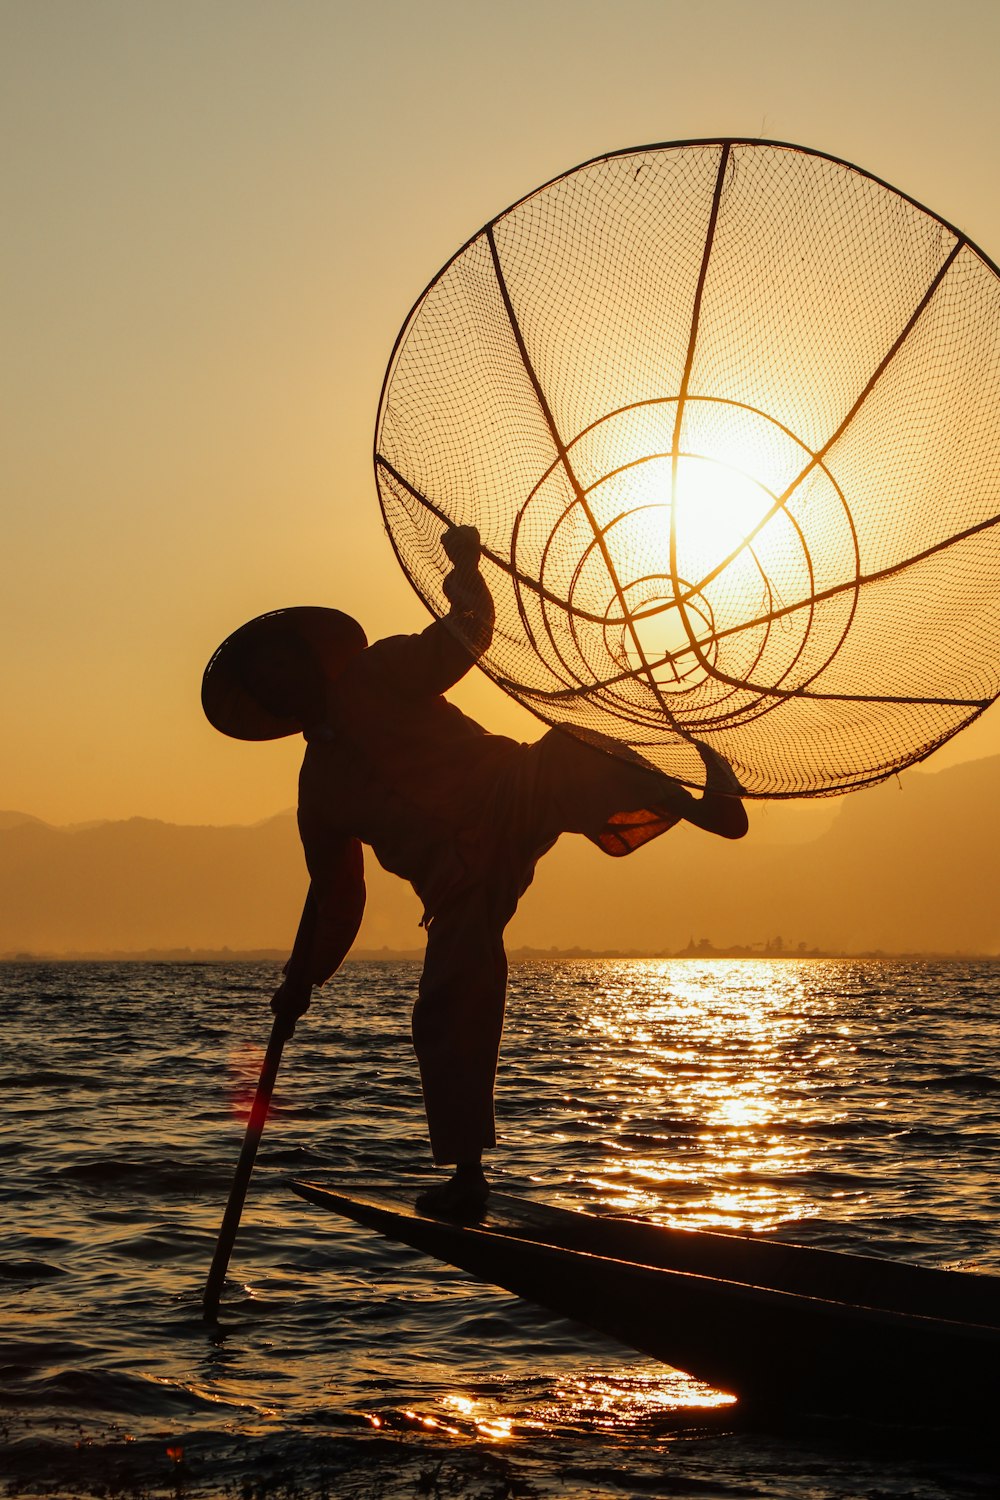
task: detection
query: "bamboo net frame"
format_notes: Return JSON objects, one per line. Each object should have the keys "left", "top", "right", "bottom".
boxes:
{"left": 375, "top": 140, "right": 1000, "bottom": 796}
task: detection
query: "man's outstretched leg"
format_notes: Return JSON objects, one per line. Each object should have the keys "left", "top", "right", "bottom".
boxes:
{"left": 529, "top": 730, "right": 748, "bottom": 851}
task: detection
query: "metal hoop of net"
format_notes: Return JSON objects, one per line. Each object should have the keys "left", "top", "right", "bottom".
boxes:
{"left": 374, "top": 139, "right": 1000, "bottom": 797}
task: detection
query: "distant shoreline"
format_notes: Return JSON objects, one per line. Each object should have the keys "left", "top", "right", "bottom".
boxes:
{"left": 2, "top": 945, "right": 997, "bottom": 964}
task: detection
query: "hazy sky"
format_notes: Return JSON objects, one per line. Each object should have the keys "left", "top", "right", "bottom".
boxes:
{"left": 4, "top": 0, "right": 1000, "bottom": 827}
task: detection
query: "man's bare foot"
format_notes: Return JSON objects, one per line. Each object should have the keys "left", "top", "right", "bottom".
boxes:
{"left": 690, "top": 741, "right": 749, "bottom": 840}
{"left": 416, "top": 1163, "right": 489, "bottom": 1222}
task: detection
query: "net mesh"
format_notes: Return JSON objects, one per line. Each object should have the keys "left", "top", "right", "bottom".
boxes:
{"left": 374, "top": 141, "right": 1000, "bottom": 797}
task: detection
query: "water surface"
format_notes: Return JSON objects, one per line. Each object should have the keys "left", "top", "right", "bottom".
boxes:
{"left": 2, "top": 958, "right": 998, "bottom": 1497}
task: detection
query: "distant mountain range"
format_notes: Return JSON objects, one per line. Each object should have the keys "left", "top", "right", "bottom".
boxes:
{"left": 0, "top": 807, "right": 428, "bottom": 958}
{"left": 1, "top": 754, "right": 998, "bottom": 958}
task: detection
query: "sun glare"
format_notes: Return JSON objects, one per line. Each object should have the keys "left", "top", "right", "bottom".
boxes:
{"left": 673, "top": 452, "right": 775, "bottom": 563}
{"left": 620, "top": 448, "right": 775, "bottom": 682}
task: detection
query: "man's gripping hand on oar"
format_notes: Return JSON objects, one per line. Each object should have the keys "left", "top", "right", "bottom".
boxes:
{"left": 269, "top": 888, "right": 322, "bottom": 1042}
{"left": 270, "top": 972, "right": 314, "bottom": 1043}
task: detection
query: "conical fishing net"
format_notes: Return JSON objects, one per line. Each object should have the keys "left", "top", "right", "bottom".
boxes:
{"left": 374, "top": 140, "right": 1000, "bottom": 797}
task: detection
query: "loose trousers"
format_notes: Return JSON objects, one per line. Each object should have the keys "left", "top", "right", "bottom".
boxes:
{"left": 410, "top": 730, "right": 678, "bottom": 1163}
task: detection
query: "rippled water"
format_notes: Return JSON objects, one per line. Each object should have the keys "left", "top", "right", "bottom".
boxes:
{"left": 2, "top": 958, "right": 999, "bottom": 1498}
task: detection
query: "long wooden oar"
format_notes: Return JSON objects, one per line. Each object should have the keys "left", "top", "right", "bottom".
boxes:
{"left": 202, "top": 887, "right": 318, "bottom": 1320}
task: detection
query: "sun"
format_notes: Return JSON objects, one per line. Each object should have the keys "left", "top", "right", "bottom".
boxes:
{"left": 616, "top": 448, "right": 776, "bottom": 685}
{"left": 673, "top": 452, "right": 776, "bottom": 568}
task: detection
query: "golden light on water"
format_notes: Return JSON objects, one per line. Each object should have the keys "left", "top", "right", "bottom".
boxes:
{"left": 561, "top": 959, "right": 866, "bottom": 1235}
{"left": 383, "top": 1370, "right": 736, "bottom": 1447}
{"left": 474, "top": 1416, "right": 515, "bottom": 1441}
{"left": 357, "top": 961, "right": 867, "bottom": 1439}
{"left": 439, "top": 1396, "right": 515, "bottom": 1440}
{"left": 544, "top": 1371, "right": 736, "bottom": 1421}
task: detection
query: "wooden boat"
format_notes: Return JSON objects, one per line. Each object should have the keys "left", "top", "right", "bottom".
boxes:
{"left": 290, "top": 1181, "right": 1000, "bottom": 1423}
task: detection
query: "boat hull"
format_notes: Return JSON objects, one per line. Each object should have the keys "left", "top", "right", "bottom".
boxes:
{"left": 290, "top": 1182, "right": 1000, "bottom": 1423}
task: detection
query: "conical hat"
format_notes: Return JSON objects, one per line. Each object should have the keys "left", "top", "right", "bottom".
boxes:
{"left": 201, "top": 606, "right": 367, "bottom": 740}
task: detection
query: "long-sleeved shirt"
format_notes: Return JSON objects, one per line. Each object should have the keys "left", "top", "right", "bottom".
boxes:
{"left": 300, "top": 615, "right": 518, "bottom": 892}
{"left": 295, "top": 602, "right": 683, "bottom": 985}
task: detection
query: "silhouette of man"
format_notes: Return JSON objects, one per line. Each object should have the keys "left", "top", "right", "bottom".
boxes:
{"left": 202, "top": 525, "right": 747, "bottom": 1217}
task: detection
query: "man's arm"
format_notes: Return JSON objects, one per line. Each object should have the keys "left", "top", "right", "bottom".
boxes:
{"left": 301, "top": 832, "right": 367, "bottom": 985}
{"left": 365, "top": 525, "right": 495, "bottom": 698}
{"left": 270, "top": 835, "right": 366, "bottom": 1034}
{"left": 440, "top": 524, "right": 494, "bottom": 659}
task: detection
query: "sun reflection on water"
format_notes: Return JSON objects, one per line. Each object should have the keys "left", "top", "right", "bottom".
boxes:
{"left": 520, "top": 959, "right": 866, "bottom": 1235}
{"left": 371, "top": 1368, "right": 737, "bottom": 1446}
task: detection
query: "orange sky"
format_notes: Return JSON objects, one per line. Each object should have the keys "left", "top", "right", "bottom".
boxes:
{"left": 4, "top": 0, "right": 1000, "bottom": 828}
